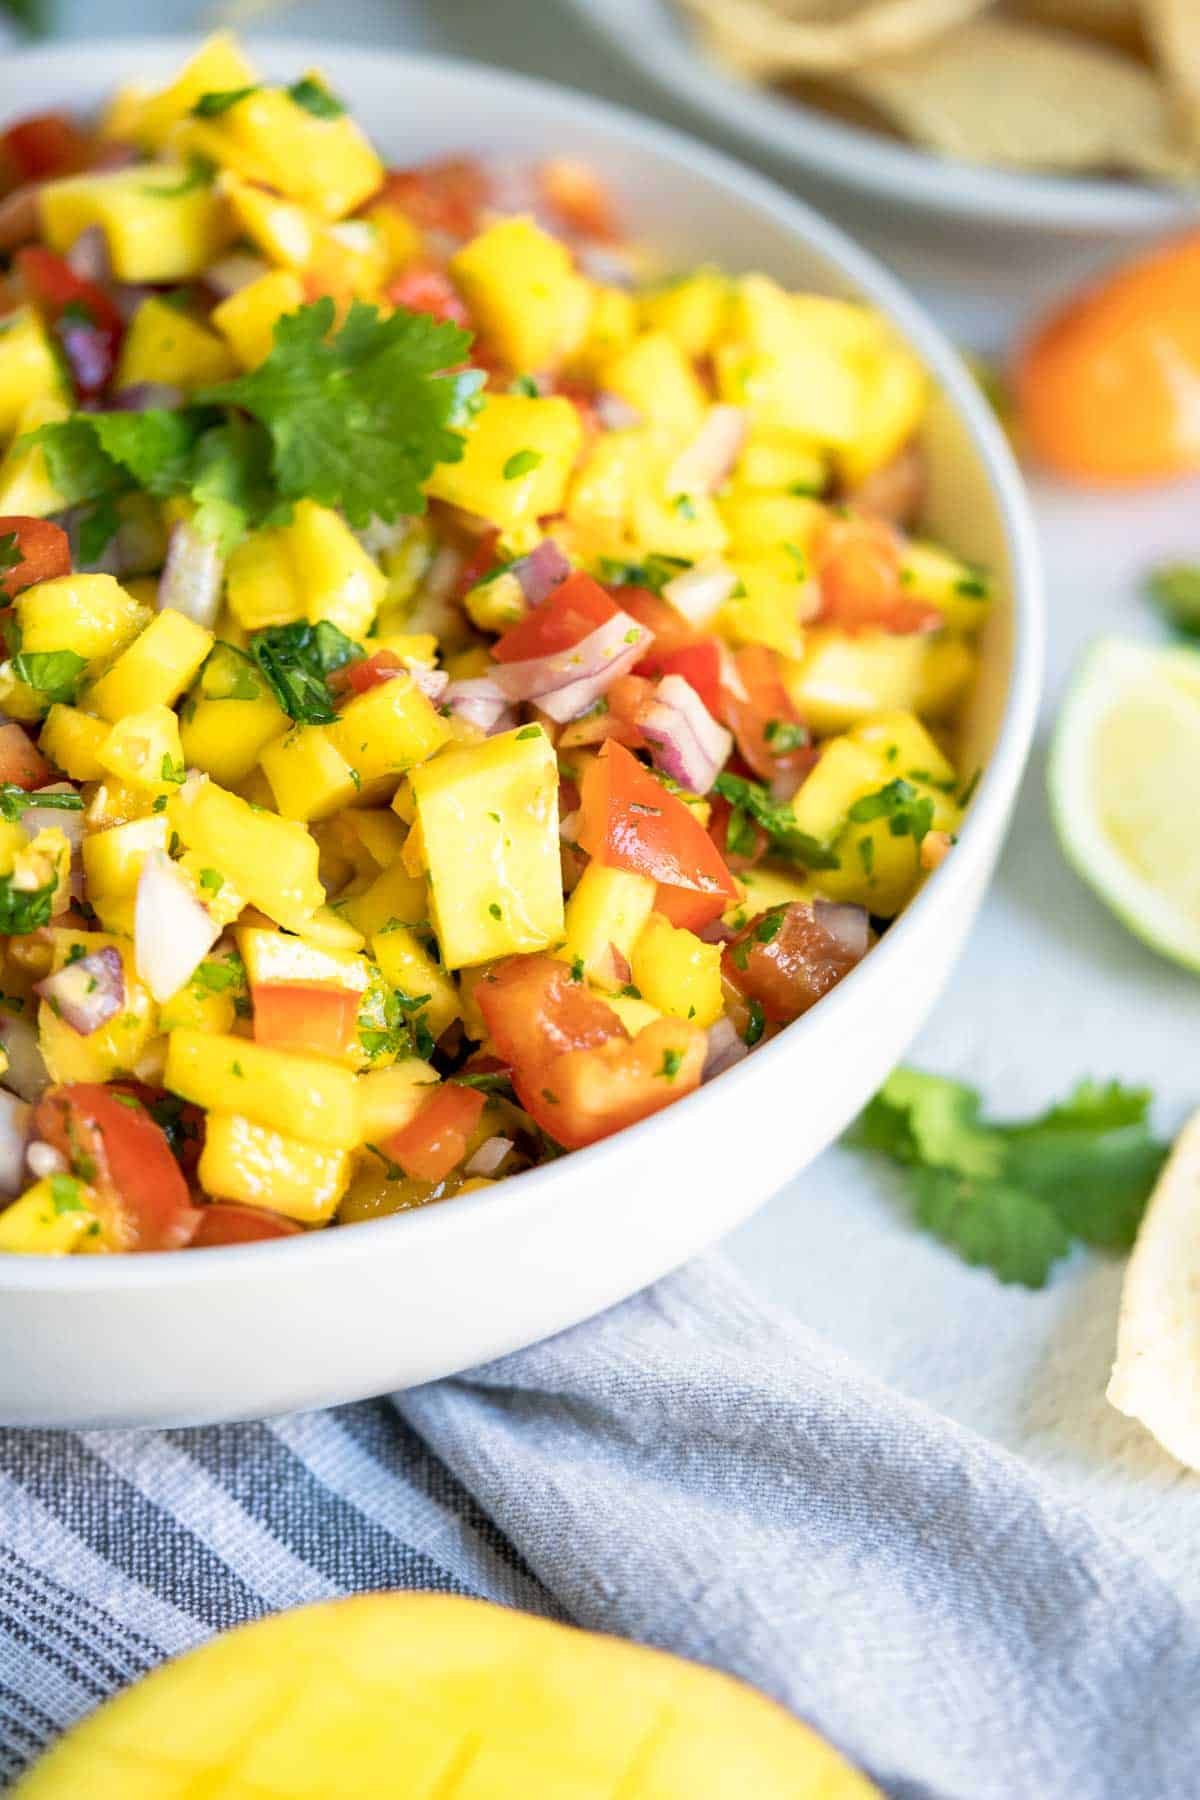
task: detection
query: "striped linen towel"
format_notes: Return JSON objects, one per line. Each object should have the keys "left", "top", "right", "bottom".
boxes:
{"left": 1, "top": 1255, "right": 1198, "bottom": 1798}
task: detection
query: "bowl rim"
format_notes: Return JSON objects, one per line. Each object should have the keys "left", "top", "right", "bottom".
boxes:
{"left": 0, "top": 34, "right": 1044, "bottom": 1291}
{"left": 562, "top": 0, "right": 1200, "bottom": 236}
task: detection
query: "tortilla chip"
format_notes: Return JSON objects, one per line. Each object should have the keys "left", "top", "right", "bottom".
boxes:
{"left": 679, "top": 0, "right": 992, "bottom": 77}
{"left": 1141, "top": 0, "right": 1200, "bottom": 150}
{"left": 841, "top": 18, "right": 1197, "bottom": 173}
{"left": 1007, "top": 0, "right": 1144, "bottom": 55}
{"left": 1108, "top": 1109, "right": 1200, "bottom": 1470}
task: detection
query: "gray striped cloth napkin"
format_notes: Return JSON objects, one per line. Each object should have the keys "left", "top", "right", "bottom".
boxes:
{"left": 1, "top": 1254, "right": 1197, "bottom": 1798}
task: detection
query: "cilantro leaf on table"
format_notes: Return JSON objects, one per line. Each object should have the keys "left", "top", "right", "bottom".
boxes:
{"left": 712, "top": 771, "right": 841, "bottom": 871}
{"left": 197, "top": 298, "right": 483, "bottom": 528}
{"left": 848, "top": 1067, "right": 1167, "bottom": 1287}
{"left": 247, "top": 620, "right": 361, "bottom": 725}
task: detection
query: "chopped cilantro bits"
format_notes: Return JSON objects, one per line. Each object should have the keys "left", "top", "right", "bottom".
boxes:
{"left": 286, "top": 75, "right": 346, "bottom": 118}
{"left": 502, "top": 448, "right": 542, "bottom": 480}
{"left": 191, "top": 85, "right": 260, "bottom": 117}
{"left": 658, "top": 1047, "right": 684, "bottom": 1079}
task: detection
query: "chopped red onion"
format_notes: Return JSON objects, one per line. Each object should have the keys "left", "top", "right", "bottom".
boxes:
{"left": 465, "top": 1135, "right": 513, "bottom": 1177}
{"left": 442, "top": 676, "right": 515, "bottom": 735}
{"left": 594, "top": 390, "right": 641, "bottom": 431}
{"left": 0, "top": 1013, "right": 47, "bottom": 1102}
{"left": 406, "top": 663, "right": 449, "bottom": 704}
{"left": 697, "top": 918, "right": 736, "bottom": 946}
{"left": 490, "top": 609, "right": 652, "bottom": 723}
{"left": 25, "top": 1139, "right": 66, "bottom": 1181}
{"left": 0, "top": 1093, "right": 31, "bottom": 1196}
{"left": 511, "top": 539, "right": 570, "bottom": 607}
{"left": 204, "top": 251, "right": 270, "bottom": 298}
{"left": 636, "top": 673, "right": 732, "bottom": 795}
{"left": 159, "top": 520, "right": 223, "bottom": 630}
{"left": 718, "top": 644, "right": 748, "bottom": 701}
{"left": 111, "top": 381, "right": 185, "bottom": 412}
{"left": 36, "top": 946, "right": 124, "bottom": 1037}
{"left": 58, "top": 313, "right": 117, "bottom": 397}
{"left": 813, "top": 899, "right": 870, "bottom": 962}
{"left": 65, "top": 225, "right": 111, "bottom": 284}
{"left": 425, "top": 542, "right": 466, "bottom": 601}
{"left": 595, "top": 942, "right": 631, "bottom": 989}
{"left": 575, "top": 243, "right": 637, "bottom": 288}
{"left": 558, "top": 808, "right": 581, "bottom": 845}
{"left": 666, "top": 405, "right": 747, "bottom": 499}
{"left": 110, "top": 283, "right": 153, "bottom": 325}
{"left": 702, "top": 1017, "right": 750, "bottom": 1083}
{"left": 135, "top": 852, "right": 221, "bottom": 1003}
{"left": 661, "top": 559, "right": 739, "bottom": 628}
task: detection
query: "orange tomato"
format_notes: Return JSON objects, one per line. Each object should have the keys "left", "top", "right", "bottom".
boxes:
{"left": 1015, "top": 231, "right": 1200, "bottom": 484}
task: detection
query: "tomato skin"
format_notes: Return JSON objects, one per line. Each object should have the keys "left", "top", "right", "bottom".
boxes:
{"left": 252, "top": 983, "right": 362, "bottom": 1061}
{"left": 1, "top": 114, "right": 90, "bottom": 185}
{"left": 191, "top": 1204, "right": 303, "bottom": 1248}
{"left": 816, "top": 515, "right": 939, "bottom": 635}
{"left": 578, "top": 741, "right": 738, "bottom": 930}
{"left": 0, "top": 720, "right": 54, "bottom": 790}
{"left": 1016, "top": 231, "right": 1200, "bottom": 484}
{"left": 383, "top": 1083, "right": 486, "bottom": 1184}
{"left": 385, "top": 264, "right": 471, "bottom": 328}
{"left": 453, "top": 528, "right": 501, "bottom": 600}
{"left": 15, "top": 247, "right": 123, "bottom": 396}
{"left": 31, "top": 1084, "right": 200, "bottom": 1252}
{"left": 329, "top": 648, "right": 403, "bottom": 701}
{"left": 623, "top": 587, "right": 699, "bottom": 660}
{"left": 492, "top": 571, "right": 614, "bottom": 663}
{"left": 722, "top": 645, "right": 812, "bottom": 784}
{"left": 722, "top": 902, "right": 862, "bottom": 1024}
{"left": 638, "top": 639, "right": 724, "bottom": 719}
{"left": 478, "top": 955, "right": 623, "bottom": 1072}
{"left": 0, "top": 516, "right": 71, "bottom": 599}
{"left": 379, "top": 158, "right": 490, "bottom": 239}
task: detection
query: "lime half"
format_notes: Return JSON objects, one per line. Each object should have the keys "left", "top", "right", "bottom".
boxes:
{"left": 1049, "top": 637, "right": 1200, "bottom": 972}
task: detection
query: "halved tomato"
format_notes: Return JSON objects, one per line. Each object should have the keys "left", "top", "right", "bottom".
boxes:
{"left": 492, "top": 570, "right": 614, "bottom": 663}
{"left": 252, "top": 983, "right": 362, "bottom": 1061}
{"left": 383, "top": 1082, "right": 486, "bottom": 1184}
{"left": 0, "top": 516, "right": 71, "bottom": 600}
{"left": 31, "top": 1083, "right": 200, "bottom": 1252}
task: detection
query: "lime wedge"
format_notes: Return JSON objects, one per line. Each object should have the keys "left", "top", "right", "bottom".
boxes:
{"left": 1049, "top": 637, "right": 1200, "bottom": 971}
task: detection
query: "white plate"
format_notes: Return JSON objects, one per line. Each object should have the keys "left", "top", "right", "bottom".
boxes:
{"left": 563, "top": 0, "right": 1200, "bottom": 239}
{"left": 0, "top": 37, "right": 1042, "bottom": 1428}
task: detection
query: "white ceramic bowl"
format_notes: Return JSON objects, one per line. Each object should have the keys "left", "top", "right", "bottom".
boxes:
{"left": 564, "top": 0, "right": 1200, "bottom": 241}
{"left": 0, "top": 38, "right": 1042, "bottom": 1429}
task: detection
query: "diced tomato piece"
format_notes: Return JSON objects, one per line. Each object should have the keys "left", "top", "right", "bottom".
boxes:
{"left": 578, "top": 741, "right": 738, "bottom": 931}
{"left": 0, "top": 721, "right": 54, "bottom": 790}
{"left": 191, "top": 1204, "right": 304, "bottom": 1248}
{"left": 111, "top": 1081, "right": 205, "bottom": 1180}
{"left": 557, "top": 672, "right": 649, "bottom": 751}
{"left": 383, "top": 1082, "right": 486, "bottom": 1184}
{"left": 379, "top": 158, "right": 490, "bottom": 239}
{"left": 537, "top": 159, "right": 618, "bottom": 242}
{"left": 722, "top": 645, "right": 812, "bottom": 783}
{"left": 478, "top": 955, "right": 623, "bottom": 1073}
{"left": 2, "top": 114, "right": 91, "bottom": 185}
{"left": 385, "top": 263, "right": 471, "bottom": 328}
{"left": 329, "top": 648, "right": 403, "bottom": 701}
{"left": 252, "top": 983, "right": 362, "bottom": 1061}
{"left": 31, "top": 1083, "right": 201, "bottom": 1252}
{"left": 640, "top": 639, "right": 725, "bottom": 720}
{"left": 15, "top": 247, "right": 123, "bottom": 396}
{"left": 0, "top": 516, "right": 70, "bottom": 600}
{"left": 622, "top": 587, "right": 699, "bottom": 659}
{"left": 492, "top": 570, "right": 615, "bottom": 663}
{"left": 816, "top": 514, "right": 939, "bottom": 635}
{"left": 453, "top": 528, "right": 501, "bottom": 599}
{"left": 723, "top": 902, "right": 863, "bottom": 1024}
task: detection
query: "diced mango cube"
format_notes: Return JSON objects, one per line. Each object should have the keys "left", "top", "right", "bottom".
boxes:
{"left": 211, "top": 270, "right": 305, "bottom": 370}
{"left": 0, "top": 308, "right": 66, "bottom": 440}
{"left": 639, "top": 269, "right": 730, "bottom": 356}
{"left": 105, "top": 33, "right": 259, "bottom": 149}
{"left": 412, "top": 723, "right": 562, "bottom": 969}
{"left": 181, "top": 648, "right": 288, "bottom": 788}
{"left": 562, "top": 863, "right": 656, "bottom": 990}
{"left": 357, "top": 1058, "right": 439, "bottom": 1144}
{"left": 325, "top": 675, "right": 451, "bottom": 789}
{"left": 226, "top": 526, "right": 304, "bottom": 630}
{"left": 424, "top": 394, "right": 583, "bottom": 542}
{"left": 260, "top": 726, "right": 361, "bottom": 823}
{"left": 287, "top": 501, "right": 386, "bottom": 639}
{"left": 81, "top": 814, "right": 170, "bottom": 897}
{"left": 631, "top": 912, "right": 723, "bottom": 1027}
{"left": 15, "top": 573, "right": 146, "bottom": 661}
{"left": 788, "top": 736, "right": 888, "bottom": 845}
{"left": 372, "top": 924, "right": 458, "bottom": 1040}
{"left": 97, "top": 705, "right": 185, "bottom": 795}
{"left": 187, "top": 82, "right": 382, "bottom": 220}
{"left": 848, "top": 710, "right": 956, "bottom": 790}
{"left": 341, "top": 860, "right": 428, "bottom": 942}
{"left": 899, "top": 541, "right": 992, "bottom": 635}
{"left": 0, "top": 396, "right": 70, "bottom": 513}
{"left": 781, "top": 628, "right": 934, "bottom": 735}
{"left": 87, "top": 608, "right": 214, "bottom": 722}
{"left": 38, "top": 931, "right": 156, "bottom": 1083}
{"left": 199, "top": 1112, "right": 352, "bottom": 1223}
{"left": 115, "top": 295, "right": 235, "bottom": 393}
{"left": 39, "top": 165, "right": 234, "bottom": 283}
{"left": 165, "top": 1029, "right": 361, "bottom": 1147}
{"left": 169, "top": 777, "right": 324, "bottom": 932}
{"left": 0, "top": 1178, "right": 97, "bottom": 1254}
{"left": 40, "top": 705, "right": 109, "bottom": 782}
{"left": 451, "top": 216, "right": 591, "bottom": 372}
{"left": 601, "top": 332, "right": 706, "bottom": 444}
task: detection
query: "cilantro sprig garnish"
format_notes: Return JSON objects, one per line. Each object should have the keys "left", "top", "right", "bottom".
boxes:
{"left": 247, "top": 620, "right": 361, "bottom": 725}
{"left": 849, "top": 1068, "right": 1168, "bottom": 1288}
{"left": 22, "top": 298, "right": 481, "bottom": 555}
{"left": 712, "top": 771, "right": 840, "bottom": 871}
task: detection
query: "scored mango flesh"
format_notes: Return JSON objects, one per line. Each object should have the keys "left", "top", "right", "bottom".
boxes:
{"left": 13, "top": 1594, "right": 879, "bottom": 1798}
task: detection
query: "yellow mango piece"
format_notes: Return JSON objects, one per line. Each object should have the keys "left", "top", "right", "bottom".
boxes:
{"left": 837, "top": 338, "right": 926, "bottom": 487}
{"left": 0, "top": 1178, "right": 97, "bottom": 1256}
{"left": 115, "top": 295, "right": 235, "bottom": 393}
{"left": 732, "top": 429, "right": 827, "bottom": 498}
{"left": 211, "top": 269, "right": 305, "bottom": 369}
{"left": 849, "top": 709, "right": 956, "bottom": 790}
{"left": 425, "top": 393, "right": 583, "bottom": 543}
{"left": 781, "top": 628, "right": 934, "bottom": 735}
{"left": 199, "top": 1113, "right": 351, "bottom": 1223}
{"left": 260, "top": 726, "right": 361, "bottom": 824}
{"left": 412, "top": 723, "right": 563, "bottom": 970}
{"left": 357, "top": 1059, "right": 439, "bottom": 1144}
{"left": 40, "top": 165, "right": 234, "bottom": 283}
{"left": 219, "top": 173, "right": 317, "bottom": 268}
{"left": 566, "top": 429, "right": 648, "bottom": 543}
{"left": 9, "top": 1593, "right": 879, "bottom": 1798}
{"left": 104, "top": 33, "right": 259, "bottom": 149}
{"left": 83, "top": 777, "right": 156, "bottom": 831}
{"left": 40, "top": 705, "right": 109, "bottom": 782}
{"left": 38, "top": 931, "right": 156, "bottom": 1083}
{"left": 97, "top": 705, "right": 185, "bottom": 795}
{"left": 899, "top": 540, "right": 992, "bottom": 634}
{"left": 630, "top": 481, "right": 727, "bottom": 564}
{"left": 165, "top": 1029, "right": 361, "bottom": 1148}
{"left": 0, "top": 309, "right": 65, "bottom": 440}
{"left": 158, "top": 977, "right": 236, "bottom": 1037}
{"left": 187, "top": 83, "right": 382, "bottom": 221}
{"left": 917, "top": 634, "right": 976, "bottom": 721}
{"left": 568, "top": 283, "right": 637, "bottom": 376}
{"left": 0, "top": 396, "right": 70, "bottom": 514}
{"left": 81, "top": 814, "right": 170, "bottom": 897}
{"left": 362, "top": 199, "right": 421, "bottom": 276}
{"left": 607, "top": 990, "right": 663, "bottom": 1034}
{"left": 718, "top": 558, "right": 813, "bottom": 663}
{"left": 341, "top": 859, "right": 428, "bottom": 942}
{"left": 325, "top": 674, "right": 451, "bottom": 789}
{"left": 15, "top": 573, "right": 145, "bottom": 661}
{"left": 181, "top": 648, "right": 288, "bottom": 788}
{"left": 225, "top": 526, "right": 303, "bottom": 630}
{"left": 602, "top": 331, "right": 707, "bottom": 444}
{"left": 297, "top": 904, "right": 366, "bottom": 955}
{"left": 451, "top": 216, "right": 591, "bottom": 372}
{"left": 372, "top": 924, "right": 458, "bottom": 1040}
{"left": 819, "top": 814, "right": 925, "bottom": 919}
{"left": 175, "top": 853, "right": 245, "bottom": 930}
{"left": 789, "top": 736, "right": 888, "bottom": 846}
{"left": 169, "top": 777, "right": 324, "bottom": 933}
{"left": 724, "top": 863, "right": 819, "bottom": 929}
{"left": 562, "top": 863, "right": 656, "bottom": 990}
{"left": 287, "top": 500, "right": 386, "bottom": 638}
{"left": 639, "top": 268, "right": 730, "bottom": 356}
{"left": 236, "top": 925, "right": 368, "bottom": 994}
{"left": 719, "top": 490, "right": 825, "bottom": 560}
{"left": 87, "top": 608, "right": 214, "bottom": 722}
{"left": 631, "top": 911, "right": 724, "bottom": 1027}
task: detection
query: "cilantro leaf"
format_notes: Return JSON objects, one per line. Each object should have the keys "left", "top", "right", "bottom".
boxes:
{"left": 848, "top": 1067, "right": 1167, "bottom": 1287}
{"left": 197, "top": 298, "right": 482, "bottom": 529}
{"left": 847, "top": 778, "right": 935, "bottom": 849}
{"left": 247, "top": 620, "right": 361, "bottom": 724}
{"left": 192, "top": 86, "right": 260, "bottom": 117}
{"left": 712, "top": 771, "right": 841, "bottom": 871}
{"left": 596, "top": 552, "right": 690, "bottom": 595}
{"left": 286, "top": 76, "right": 345, "bottom": 118}
{"left": 0, "top": 533, "right": 19, "bottom": 577}
{"left": 21, "top": 417, "right": 128, "bottom": 507}
{"left": 188, "top": 416, "right": 286, "bottom": 551}
{"left": 11, "top": 649, "right": 87, "bottom": 706}
{"left": 0, "top": 873, "right": 57, "bottom": 935}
